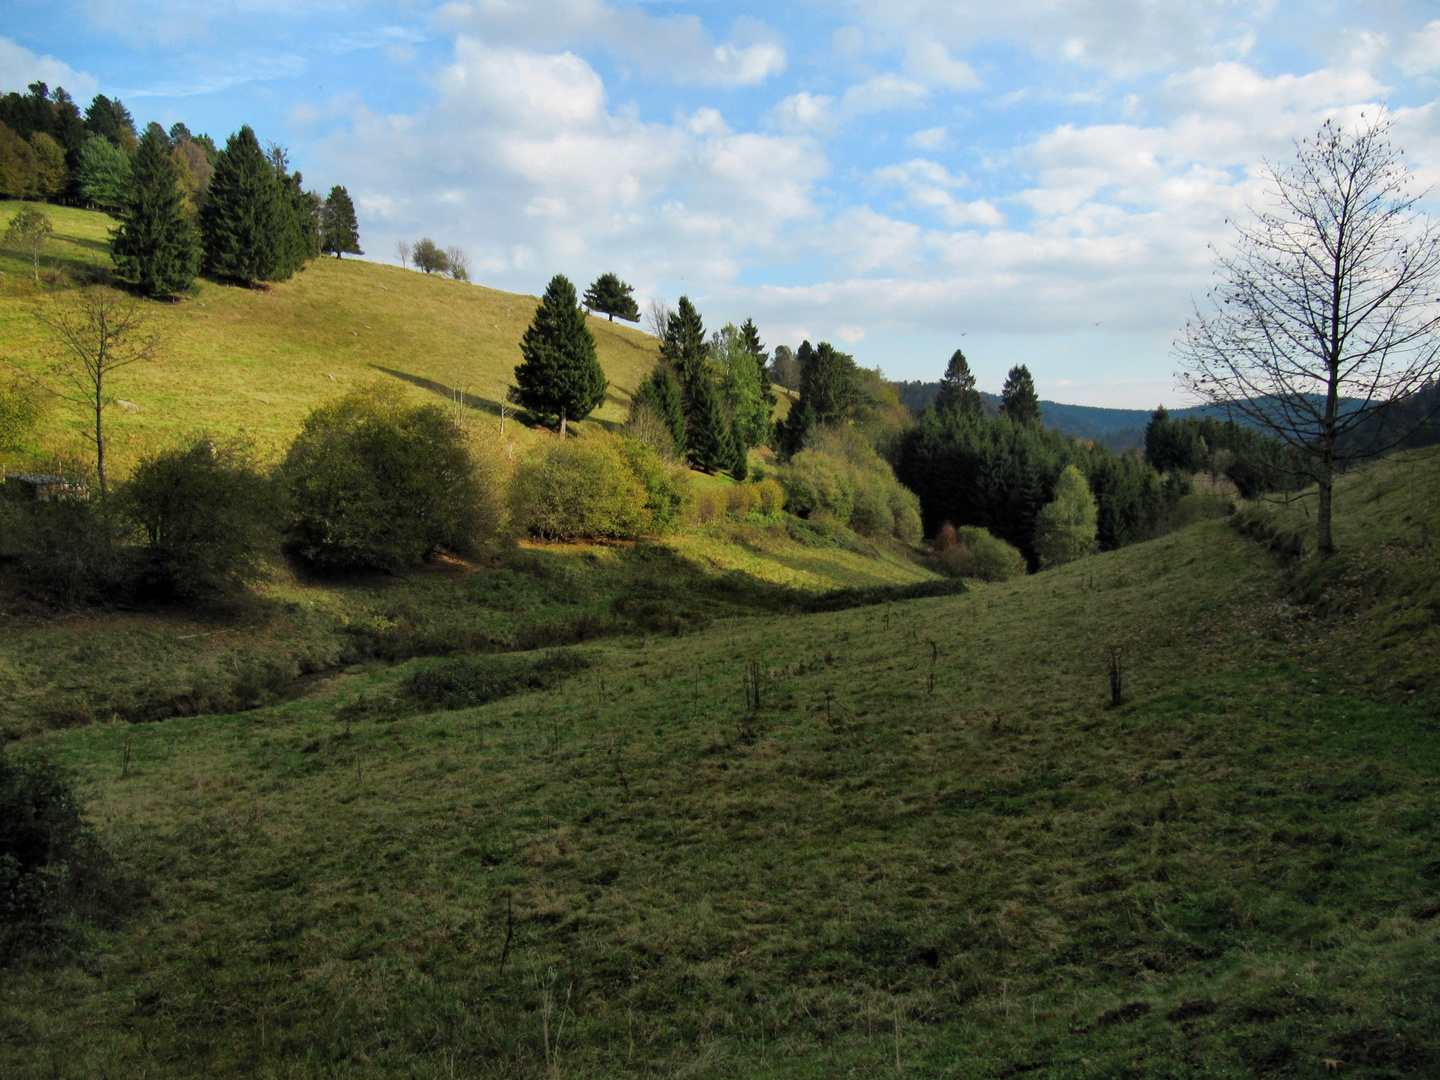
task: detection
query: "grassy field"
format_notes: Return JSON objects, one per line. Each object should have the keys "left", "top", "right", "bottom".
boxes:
{"left": 0, "top": 200, "right": 659, "bottom": 476}
{"left": 3, "top": 446, "right": 1439, "bottom": 1077}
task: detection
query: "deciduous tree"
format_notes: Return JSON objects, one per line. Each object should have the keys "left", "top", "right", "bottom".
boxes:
{"left": 33, "top": 287, "right": 161, "bottom": 498}
{"left": 1178, "top": 115, "right": 1440, "bottom": 556}
{"left": 4, "top": 205, "right": 53, "bottom": 284}
{"left": 412, "top": 237, "right": 448, "bottom": 274}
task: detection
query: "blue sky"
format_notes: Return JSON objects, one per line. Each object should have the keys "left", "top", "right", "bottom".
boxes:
{"left": 6, "top": 1, "right": 1440, "bottom": 405}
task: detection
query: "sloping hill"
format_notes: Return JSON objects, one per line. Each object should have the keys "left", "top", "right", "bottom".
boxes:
{"left": 4, "top": 452, "right": 1439, "bottom": 1078}
{"left": 0, "top": 200, "right": 659, "bottom": 477}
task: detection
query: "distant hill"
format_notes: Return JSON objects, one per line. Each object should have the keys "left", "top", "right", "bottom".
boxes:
{"left": 892, "top": 380, "right": 1220, "bottom": 450}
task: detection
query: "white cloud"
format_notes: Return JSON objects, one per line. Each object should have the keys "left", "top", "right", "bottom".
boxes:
{"left": 1399, "top": 21, "right": 1440, "bottom": 76}
{"left": 771, "top": 92, "right": 835, "bottom": 133}
{"left": 322, "top": 37, "right": 825, "bottom": 299}
{"left": 904, "top": 40, "right": 979, "bottom": 89}
{"left": 437, "top": 1, "right": 786, "bottom": 87}
{"left": 841, "top": 73, "right": 929, "bottom": 115}
{"left": 0, "top": 36, "right": 98, "bottom": 99}
{"left": 909, "top": 126, "right": 946, "bottom": 149}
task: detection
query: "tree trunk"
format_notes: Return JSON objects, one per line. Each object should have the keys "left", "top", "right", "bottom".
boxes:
{"left": 94, "top": 392, "right": 106, "bottom": 499}
{"left": 1316, "top": 468, "right": 1335, "bottom": 557}
{"left": 558, "top": 409, "right": 567, "bottom": 438}
{"left": 608, "top": 313, "right": 613, "bottom": 321}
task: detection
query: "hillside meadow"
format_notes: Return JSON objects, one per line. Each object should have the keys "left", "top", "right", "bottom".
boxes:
{"left": 2, "top": 445, "right": 1439, "bottom": 1077}
{"left": 0, "top": 200, "right": 658, "bottom": 475}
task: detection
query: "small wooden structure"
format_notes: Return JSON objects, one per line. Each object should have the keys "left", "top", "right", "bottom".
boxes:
{"left": 2, "top": 473, "right": 87, "bottom": 502}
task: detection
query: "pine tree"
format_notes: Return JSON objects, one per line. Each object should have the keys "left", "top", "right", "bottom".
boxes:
{"left": 201, "top": 126, "right": 286, "bottom": 285}
{"left": 321, "top": 185, "right": 362, "bottom": 257}
{"left": 111, "top": 126, "right": 201, "bottom": 299}
{"left": 631, "top": 365, "right": 687, "bottom": 457}
{"left": 935, "top": 348, "right": 982, "bottom": 418}
{"left": 999, "top": 364, "right": 1040, "bottom": 425}
{"left": 514, "top": 274, "right": 607, "bottom": 436}
{"left": 1034, "top": 464, "right": 1098, "bottom": 568}
{"left": 583, "top": 273, "right": 639, "bottom": 321}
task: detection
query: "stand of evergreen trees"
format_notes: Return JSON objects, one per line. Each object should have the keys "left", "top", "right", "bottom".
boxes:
{"left": 2, "top": 82, "right": 355, "bottom": 298}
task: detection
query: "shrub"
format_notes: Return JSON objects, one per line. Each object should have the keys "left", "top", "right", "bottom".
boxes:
{"left": 281, "top": 386, "right": 502, "bottom": 573}
{"left": 123, "top": 438, "right": 274, "bottom": 599}
{"left": 752, "top": 478, "right": 785, "bottom": 516}
{"left": 511, "top": 432, "right": 649, "bottom": 541}
{"left": 1034, "top": 464, "right": 1099, "bottom": 568}
{"left": 725, "top": 484, "right": 755, "bottom": 517}
{"left": 1, "top": 750, "right": 135, "bottom": 962}
{"left": 850, "top": 475, "right": 895, "bottom": 538}
{"left": 0, "top": 374, "right": 45, "bottom": 451}
{"left": 781, "top": 449, "right": 854, "bottom": 522}
{"left": 405, "top": 650, "right": 591, "bottom": 712}
{"left": 3, "top": 465, "right": 130, "bottom": 607}
{"left": 935, "top": 524, "right": 1027, "bottom": 582}
{"left": 620, "top": 437, "right": 690, "bottom": 534}
{"left": 691, "top": 487, "right": 722, "bottom": 525}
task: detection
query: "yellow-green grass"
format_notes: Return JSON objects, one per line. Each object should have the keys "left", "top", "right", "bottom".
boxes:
{"left": 0, "top": 201, "right": 660, "bottom": 477}
{"left": 4, "top": 466, "right": 1440, "bottom": 1077}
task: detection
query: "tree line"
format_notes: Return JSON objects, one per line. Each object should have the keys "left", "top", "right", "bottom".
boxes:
{"left": 1, "top": 81, "right": 361, "bottom": 299}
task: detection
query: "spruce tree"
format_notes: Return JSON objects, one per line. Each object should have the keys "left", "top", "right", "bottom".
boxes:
{"left": 683, "top": 369, "right": 734, "bottom": 473}
{"left": 201, "top": 126, "right": 285, "bottom": 285}
{"left": 728, "top": 417, "right": 749, "bottom": 480}
{"left": 583, "top": 273, "right": 639, "bottom": 321}
{"left": 632, "top": 365, "right": 687, "bottom": 457}
{"left": 111, "top": 127, "right": 201, "bottom": 299}
{"left": 935, "top": 348, "right": 982, "bottom": 418}
{"left": 321, "top": 184, "right": 362, "bottom": 257}
{"left": 999, "top": 364, "right": 1041, "bottom": 425}
{"left": 662, "top": 296, "right": 708, "bottom": 379}
{"left": 514, "top": 273, "right": 607, "bottom": 436}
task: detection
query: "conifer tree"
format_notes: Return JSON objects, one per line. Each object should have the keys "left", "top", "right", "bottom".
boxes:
{"left": 111, "top": 127, "right": 201, "bottom": 299}
{"left": 1034, "top": 464, "right": 1098, "bottom": 568}
{"left": 514, "top": 273, "right": 607, "bottom": 436}
{"left": 321, "top": 184, "right": 362, "bottom": 257}
{"left": 728, "top": 417, "right": 749, "bottom": 480}
{"left": 999, "top": 364, "right": 1041, "bottom": 425}
{"left": 583, "top": 273, "right": 639, "bottom": 321}
{"left": 661, "top": 296, "right": 708, "bottom": 380}
{"left": 683, "top": 368, "right": 734, "bottom": 473}
{"left": 935, "top": 348, "right": 982, "bottom": 419}
{"left": 201, "top": 125, "right": 285, "bottom": 285}
{"left": 631, "top": 365, "right": 687, "bottom": 457}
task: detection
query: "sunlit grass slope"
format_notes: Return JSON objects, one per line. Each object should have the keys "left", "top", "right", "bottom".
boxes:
{"left": 0, "top": 200, "right": 659, "bottom": 476}
{"left": 5, "top": 460, "right": 1440, "bottom": 1077}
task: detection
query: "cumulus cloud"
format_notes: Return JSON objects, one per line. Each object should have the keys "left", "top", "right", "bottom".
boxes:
{"left": 321, "top": 36, "right": 824, "bottom": 299}
{"left": 0, "top": 36, "right": 98, "bottom": 99}
{"left": 437, "top": 1, "right": 786, "bottom": 86}
{"left": 1399, "top": 21, "right": 1440, "bottom": 76}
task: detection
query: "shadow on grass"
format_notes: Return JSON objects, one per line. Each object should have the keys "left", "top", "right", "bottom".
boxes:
{"left": 374, "top": 364, "right": 624, "bottom": 433}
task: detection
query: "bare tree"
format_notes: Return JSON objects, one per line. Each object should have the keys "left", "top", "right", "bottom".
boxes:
{"left": 33, "top": 287, "right": 161, "bottom": 498}
{"left": 645, "top": 297, "right": 673, "bottom": 341}
{"left": 446, "top": 246, "right": 470, "bottom": 282}
{"left": 1178, "top": 114, "right": 1440, "bottom": 556}
{"left": 396, "top": 239, "right": 412, "bottom": 269}
{"left": 498, "top": 381, "right": 517, "bottom": 435}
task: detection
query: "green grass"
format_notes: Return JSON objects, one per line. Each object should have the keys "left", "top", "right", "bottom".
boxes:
{"left": 0, "top": 200, "right": 659, "bottom": 476}
{"left": 4, "top": 488, "right": 1439, "bottom": 1076}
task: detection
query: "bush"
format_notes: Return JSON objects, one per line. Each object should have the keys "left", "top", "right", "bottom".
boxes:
{"left": 1, "top": 750, "right": 135, "bottom": 962}
{"left": 511, "top": 432, "right": 649, "bottom": 541}
{"left": 752, "top": 478, "right": 785, "bottom": 516}
{"left": 781, "top": 426, "right": 923, "bottom": 543}
{"left": 123, "top": 438, "right": 274, "bottom": 599}
{"left": 620, "top": 437, "right": 690, "bottom": 534}
{"left": 281, "top": 386, "right": 502, "bottom": 573}
{"left": 691, "top": 487, "right": 722, "bottom": 525}
{"left": 934, "top": 524, "right": 1027, "bottom": 582}
{"left": 405, "top": 650, "right": 591, "bottom": 712}
{"left": 2, "top": 466, "right": 130, "bottom": 607}
{"left": 781, "top": 449, "right": 854, "bottom": 522}
{"left": 725, "top": 484, "right": 755, "bottom": 517}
